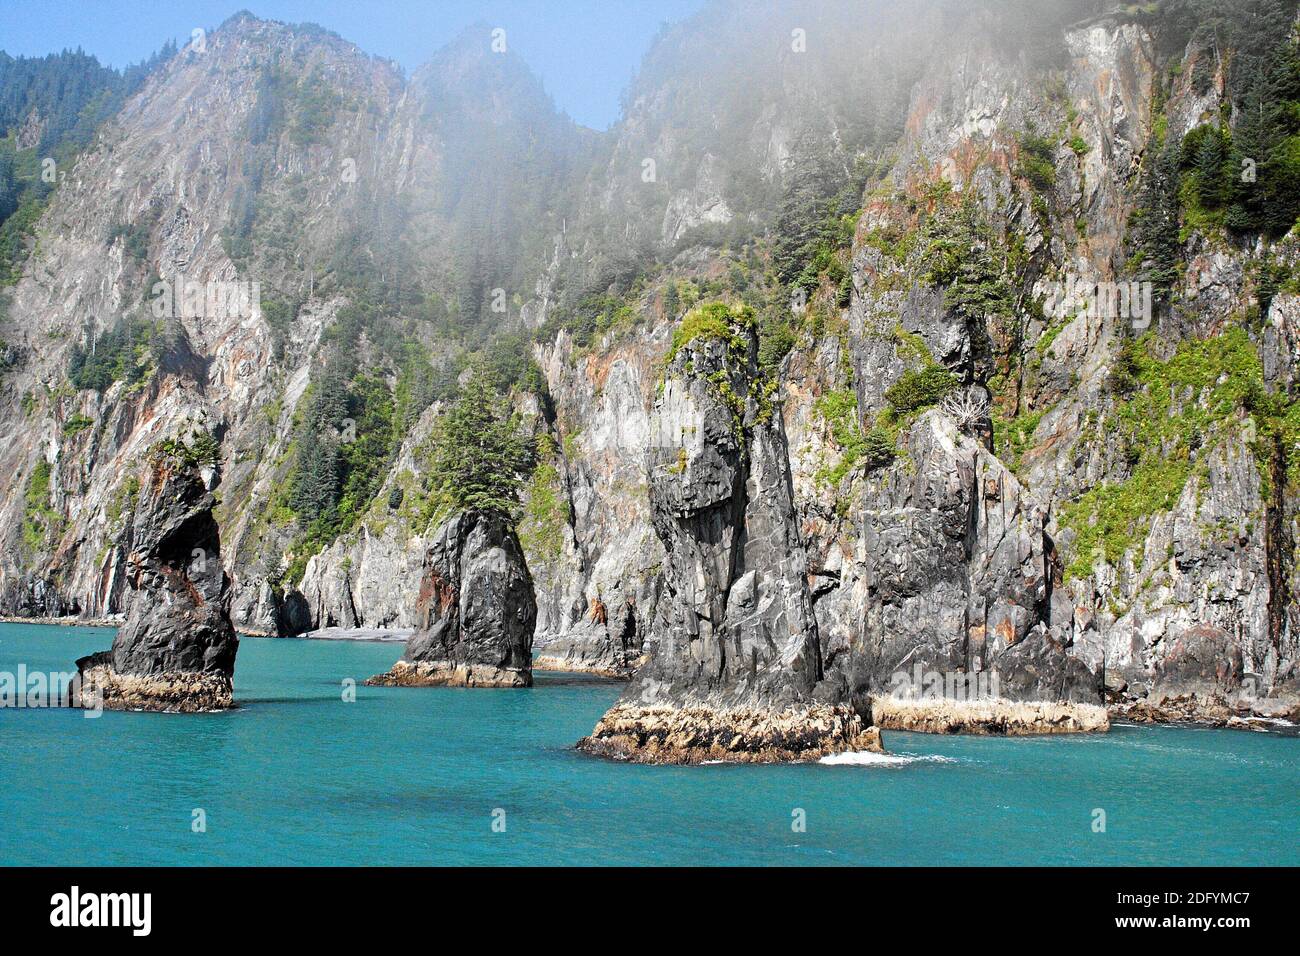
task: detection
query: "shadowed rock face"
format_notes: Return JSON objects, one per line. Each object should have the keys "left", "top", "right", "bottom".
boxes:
{"left": 1114, "top": 624, "right": 1265, "bottom": 725}
{"left": 578, "top": 316, "right": 882, "bottom": 762}
{"left": 76, "top": 459, "right": 238, "bottom": 712}
{"left": 368, "top": 511, "right": 536, "bottom": 688}
{"left": 532, "top": 594, "right": 647, "bottom": 678}
{"left": 840, "top": 411, "right": 1106, "bottom": 713}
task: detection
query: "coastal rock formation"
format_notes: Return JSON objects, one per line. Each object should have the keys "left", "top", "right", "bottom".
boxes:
{"left": 578, "top": 309, "right": 883, "bottom": 762}
{"left": 526, "top": 336, "right": 663, "bottom": 677}
{"left": 581, "top": 703, "right": 881, "bottom": 765}
{"left": 833, "top": 410, "right": 1108, "bottom": 731}
{"left": 1114, "top": 622, "right": 1300, "bottom": 726}
{"left": 871, "top": 696, "right": 1110, "bottom": 736}
{"left": 75, "top": 455, "right": 239, "bottom": 712}
{"left": 367, "top": 511, "right": 536, "bottom": 688}
{"left": 531, "top": 594, "right": 648, "bottom": 678}
{"left": 5, "top": 5, "right": 1300, "bottom": 737}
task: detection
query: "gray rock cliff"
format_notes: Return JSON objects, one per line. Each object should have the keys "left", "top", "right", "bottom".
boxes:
{"left": 578, "top": 309, "right": 883, "bottom": 761}
{"left": 367, "top": 510, "right": 536, "bottom": 688}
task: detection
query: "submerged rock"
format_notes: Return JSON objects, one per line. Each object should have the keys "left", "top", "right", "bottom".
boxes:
{"left": 367, "top": 510, "right": 535, "bottom": 688}
{"left": 578, "top": 308, "right": 883, "bottom": 763}
{"left": 75, "top": 456, "right": 238, "bottom": 712}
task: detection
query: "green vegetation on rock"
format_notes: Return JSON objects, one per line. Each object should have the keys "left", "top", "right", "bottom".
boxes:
{"left": 1060, "top": 327, "right": 1298, "bottom": 579}
{"left": 815, "top": 388, "right": 894, "bottom": 485}
{"left": 0, "top": 46, "right": 174, "bottom": 284}
{"left": 884, "top": 365, "right": 959, "bottom": 415}
{"left": 67, "top": 316, "right": 162, "bottom": 393}
{"left": 518, "top": 434, "right": 571, "bottom": 572}
{"left": 21, "top": 459, "right": 60, "bottom": 553}
{"left": 992, "top": 406, "right": 1046, "bottom": 472}
{"left": 425, "top": 373, "right": 534, "bottom": 521}
{"left": 151, "top": 429, "right": 221, "bottom": 469}
{"left": 667, "top": 301, "right": 755, "bottom": 364}
{"left": 1015, "top": 129, "right": 1058, "bottom": 192}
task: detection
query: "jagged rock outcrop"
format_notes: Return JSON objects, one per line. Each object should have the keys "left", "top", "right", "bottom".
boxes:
{"left": 75, "top": 456, "right": 239, "bottom": 712}
{"left": 811, "top": 10, "right": 1300, "bottom": 730}
{"left": 531, "top": 595, "right": 649, "bottom": 678}
{"left": 578, "top": 310, "right": 883, "bottom": 762}
{"left": 367, "top": 511, "right": 536, "bottom": 688}
{"left": 836, "top": 410, "right": 1106, "bottom": 729}
{"left": 6, "top": 3, "right": 1300, "bottom": 737}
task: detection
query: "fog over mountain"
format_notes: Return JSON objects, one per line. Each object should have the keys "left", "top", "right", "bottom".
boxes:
{"left": 3, "top": 0, "right": 1300, "bottom": 737}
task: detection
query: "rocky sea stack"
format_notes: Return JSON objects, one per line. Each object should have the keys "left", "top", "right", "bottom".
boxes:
{"left": 75, "top": 452, "right": 238, "bottom": 712}
{"left": 367, "top": 510, "right": 536, "bottom": 688}
{"left": 577, "top": 305, "right": 883, "bottom": 763}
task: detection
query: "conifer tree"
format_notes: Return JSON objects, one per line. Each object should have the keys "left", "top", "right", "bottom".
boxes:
{"left": 427, "top": 372, "right": 534, "bottom": 520}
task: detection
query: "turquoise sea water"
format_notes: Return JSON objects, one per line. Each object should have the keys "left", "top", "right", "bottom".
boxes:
{"left": 1, "top": 622, "right": 1297, "bottom": 866}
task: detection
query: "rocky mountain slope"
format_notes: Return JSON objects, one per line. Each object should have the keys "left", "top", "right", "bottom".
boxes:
{"left": 3, "top": 0, "right": 1300, "bottom": 730}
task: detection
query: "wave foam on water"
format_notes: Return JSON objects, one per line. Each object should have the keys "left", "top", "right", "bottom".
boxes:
{"left": 819, "top": 751, "right": 956, "bottom": 767}
{"left": 1238, "top": 716, "right": 1296, "bottom": 728}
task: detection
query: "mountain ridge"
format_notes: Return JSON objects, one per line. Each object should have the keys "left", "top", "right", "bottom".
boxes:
{"left": 3, "top": 0, "right": 1300, "bottom": 730}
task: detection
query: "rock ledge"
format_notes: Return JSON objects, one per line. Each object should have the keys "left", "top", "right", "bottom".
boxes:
{"left": 577, "top": 703, "right": 884, "bottom": 764}
{"left": 365, "top": 658, "right": 530, "bottom": 688}
{"left": 76, "top": 652, "right": 234, "bottom": 713}
{"left": 871, "top": 695, "right": 1110, "bottom": 735}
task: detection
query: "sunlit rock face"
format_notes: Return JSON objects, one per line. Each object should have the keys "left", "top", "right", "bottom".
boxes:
{"left": 578, "top": 315, "right": 884, "bottom": 763}
{"left": 5, "top": 3, "right": 1300, "bottom": 732}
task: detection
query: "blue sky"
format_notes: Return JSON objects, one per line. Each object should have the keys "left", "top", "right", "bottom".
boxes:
{"left": 0, "top": 0, "right": 707, "bottom": 129}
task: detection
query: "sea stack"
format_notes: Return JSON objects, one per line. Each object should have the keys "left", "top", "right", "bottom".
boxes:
{"left": 578, "top": 304, "right": 882, "bottom": 763}
{"left": 367, "top": 510, "right": 535, "bottom": 688}
{"left": 76, "top": 451, "right": 239, "bottom": 712}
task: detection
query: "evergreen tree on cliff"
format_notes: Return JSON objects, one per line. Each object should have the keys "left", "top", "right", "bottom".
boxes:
{"left": 427, "top": 371, "right": 534, "bottom": 519}
{"left": 368, "top": 370, "right": 538, "bottom": 688}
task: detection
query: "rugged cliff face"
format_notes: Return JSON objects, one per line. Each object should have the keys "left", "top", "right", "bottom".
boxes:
{"left": 76, "top": 450, "right": 238, "bottom": 711}
{"left": 4, "top": 1, "right": 1300, "bottom": 738}
{"left": 367, "top": 510, "right": 535, "bottom": 688}
{"left": 525, "top": 333, "right": 664, "bottom": 677}
{"left": 578, "top": 307, "right": 884, "bottom": 761}
{"left": 834, "top": 9, "right": 1300, "bottom": 727}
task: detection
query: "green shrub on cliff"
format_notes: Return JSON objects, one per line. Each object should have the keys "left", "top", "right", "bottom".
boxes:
{"left": 518, "top": 434, "right": 570, "bottom": 573}
{"left": 1060, "top": 327, "right": 1300, "bottom": 579}
{"left": 426, "top": 373, "right": 534, "bottom": 521}
{"left": 885, "top": 365, "right": 959, "bottom": 415}
{"left": 151, "top": 429, "right": 221, "bottom": 470}
{"left": 21, "top": 459, "right": 60, "bottom": 554}
{"left": 667, "top": 301, "right": 754, "bottom": 363}
{"left": 814, "top": 388, "right": 895, "bottom": 484}
{"left": 1015, "top": 129, "right": 1057, "bottom": 192}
